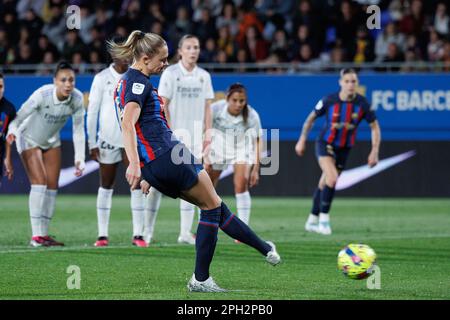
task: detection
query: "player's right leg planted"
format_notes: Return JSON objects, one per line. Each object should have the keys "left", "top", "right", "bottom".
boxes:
{"left": 318, "top": 186, "right": 335, "bottom": 235}
{"left": 219, "top": 202, "right": 281, "bottom": 266}
{"left": 94, "top": 187, "right": 113, "bottom": 247}
{"left": 188, "top": 207, "right": 226, "bottom": 293}
{"left": 305, "top": 188, "right": 321, "bottom": 233}
{"left": 29, "top": 184, "right": 48, "bottom": 247}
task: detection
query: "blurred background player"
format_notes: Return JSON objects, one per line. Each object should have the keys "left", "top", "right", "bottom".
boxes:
{"left": 0, "top": 73, "right": 17, "bottom": 186}
{"left": 87, "top": 38, "right": 147, "bottom": 248}
{"left": 6, "top": 62, "right": 85, "bottom": 247}
{"left": 111, "top": 30, "right": 280, "bottom": 292}
{"left": 206, "top": 83, "right": 262, "bottom": 231}
{"left": 295, "top": 68, "right": 381, "bottom": 235}
{"left": 144, "top": 34, "right": 215, "bottom": 245}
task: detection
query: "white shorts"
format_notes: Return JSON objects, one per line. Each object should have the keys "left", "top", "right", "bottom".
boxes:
{"left": 208, "top": 143, "right": 255, "bottom": 171}
{"left": 98, "top": 139, "right": 123, "bottom": 164}
{"left": 16, "top": 134, "right": 61, "bottom": 154}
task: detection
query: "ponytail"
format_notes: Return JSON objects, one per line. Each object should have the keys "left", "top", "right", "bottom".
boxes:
{"left": 107, "top": 30, "right": 166, "bottom": 63}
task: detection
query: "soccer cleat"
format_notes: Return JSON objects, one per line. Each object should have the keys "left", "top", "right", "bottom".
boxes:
{"left": 317, "top": 221, "right": 332, "bottom": 235}
{"left": 30, "top": 236, "right": 48, "bottom": 247}
{"left": 94, "top": 236, "right": 109, "bottom": 247}
{"left": 132, "top": 236, "right": 148, "bottom": 247}
{"left": 265, "top": 241, "right": 281, "bottom": 266}
{"left": 305, "top": 221, "right": 319, "bottom": 233}
{"left": 187, "top": 274, "right": 227, "bottom": 293}
{"left": 42, "top": 235, "right": 64, "bottom": 246}
{"left": 177, "top": 233, "right": 196, "bottom": 245}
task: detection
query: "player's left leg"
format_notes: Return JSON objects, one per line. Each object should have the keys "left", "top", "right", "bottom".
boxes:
{"left": 41, "top": 147, "right": 64, "bottom": 246}
{"left": 317, "top": 156, "right": 339, "bottom": 235}
{"left": 233, "top": 163, "right": 252, "bottom": 226}
{"left": 122, "top": 149, "right": 146, "bottom": 247}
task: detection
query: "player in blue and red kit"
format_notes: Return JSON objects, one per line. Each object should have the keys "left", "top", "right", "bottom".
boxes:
{"left": 0, "top": 73, "right": 17, "bottom": 186}
{"left": 295, "top": 68, "right": 381, "bottom": 235}
{"left": 109, "top": 30, "right": 280, "bottom": 292}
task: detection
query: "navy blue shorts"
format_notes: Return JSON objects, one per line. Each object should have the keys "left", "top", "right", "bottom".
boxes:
{"left": 315, "top": 140, "right": 351, "bottom": 171}
{"left": 141, "top": 144, "right": 203, "bottom": 199}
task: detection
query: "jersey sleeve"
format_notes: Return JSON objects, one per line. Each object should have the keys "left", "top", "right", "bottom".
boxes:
{"left": 361, "top": 97, "right": 377, "bottom": 123}
{"left": 124, "top": 79, "right": 149, "bottom": 109}
{"left": 203, "top": 72, "right": 215, "bottom": 100}
{"left": 72, "top": 95, "right": 86, "bottom": 167}
{"left": 313, "top": 97, "right": 328, "bottom": 117}
{"left": 157, "top": 69, "right": 174, "bottom": 100}
{"left": 86, "top": 74, "right": 102, "bottom": 149}
{"left": 7, "top": 87, "right": 43, "bottom": 137}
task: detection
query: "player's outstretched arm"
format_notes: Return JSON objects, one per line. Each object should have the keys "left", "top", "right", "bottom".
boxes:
{"left": 72, "top": 104, "right": 86, "bottom": 177}
{"left": 368, "top": 120, "right": 381, "bottom": 167}
{"left": 295, "top": 110, "right": 317, "bottom": 157}
{"left": 122, "top": 102, "right": 142, "bottom": 189}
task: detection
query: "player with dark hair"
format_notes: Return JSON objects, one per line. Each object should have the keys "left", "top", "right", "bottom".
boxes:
{"left": 6, "top": 62, "right": 85, "bottom": 247}
{"left": 0, "top": 73, "right": 17, "bottom": 186}
{"left": 295, "top": 68, "right": 381, "bottom": 235}
{"left": 109, "top": 30, "right": 280, "bottom": 292}
{"left": 206, "top": 83, "right": 262, "bottom": 230}
{"left": 87, "top": 38, "right": 148, "bottom": 248}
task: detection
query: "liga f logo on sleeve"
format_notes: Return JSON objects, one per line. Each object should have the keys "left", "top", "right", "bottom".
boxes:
{"left": 132, "top": 83, "right": 145, "bottom": 95}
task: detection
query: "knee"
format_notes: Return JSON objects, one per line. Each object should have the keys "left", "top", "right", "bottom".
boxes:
{"left": 234, "top": 178, "right": 248, "bottom": 194}
{"left": 325, "top": 175, "right": 338, "bottom": 188}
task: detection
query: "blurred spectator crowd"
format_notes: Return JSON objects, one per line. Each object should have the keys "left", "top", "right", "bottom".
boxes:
{"left": 0, "top": 0, "right": 449, "bottom": 73}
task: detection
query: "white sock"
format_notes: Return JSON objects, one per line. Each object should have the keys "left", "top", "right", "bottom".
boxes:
{"left": 319, "top": 213, "right": 330, "bottom": 223}
{"left": 29, "top": 185, "right": 47, "bottom": 237}
{"left": 180, "top": 199, "right": 195, "bottom": 237}
{"left": 97, "top": 187, "right": 113, "bottom": 238}
{"left": 307, "top": 213, "right": 319, "bottom": 224}
{"left": 144, "top": 187, "right": 162, "bottom": 243}
{"left": 131, "top": 189, "right": 145, "bottom": 237}
{"left": 41, "top": 189, "right": 57, "bottom": 236}
{"left": 236, "top": 191, "right": 251, "bottom": 225}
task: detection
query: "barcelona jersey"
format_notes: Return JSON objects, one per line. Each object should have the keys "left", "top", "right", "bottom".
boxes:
{"left": 114, "top": 68, "right": 178, "bottom": 164}
{"left": 315, "top": 93, "right": 376, "bottom": 148}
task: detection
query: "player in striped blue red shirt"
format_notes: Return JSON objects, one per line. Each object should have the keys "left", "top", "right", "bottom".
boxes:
{"left": 0, "top": 73, "right": 16, "bottom": 186}
{"left": 110, "top": 30, "right": 280, "bottom": 292}
{"left": 295, "top": 68, "right": 381, "bottom": 235}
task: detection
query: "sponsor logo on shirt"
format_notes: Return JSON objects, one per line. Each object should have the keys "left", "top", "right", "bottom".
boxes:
{"left": 132, "top": 83, "right": 145, "bottom": 95}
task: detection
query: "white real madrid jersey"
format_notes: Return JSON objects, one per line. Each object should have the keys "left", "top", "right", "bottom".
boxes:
{"left": 158, "top": 61, "right": 214, "bottom": 149}
{"left": 87, "top": 64, "right": 124, "bottom": 149}
{"left": 7, "top": 84, "right": 85, "bottom": 163}
{"left": 210, "top": 99, "right": 262, "bottom": 158}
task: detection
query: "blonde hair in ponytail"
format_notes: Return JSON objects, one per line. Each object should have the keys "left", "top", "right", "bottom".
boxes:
{"left": 107, "top": 30, "right": 166, "bottom": 63}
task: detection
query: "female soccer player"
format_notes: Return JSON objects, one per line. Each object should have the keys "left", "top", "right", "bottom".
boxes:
{"left": 145, "top": 34, "right": 215, "bottom": 245}
{"left": 295, "top": 68, "right": 381, "bottom": 235}
{"left": 87, "top": 46, "right": 147, "bottom": 248}
{"left": 6, "top": 62, "right": 85, "bottom": 247}
{"left": 0, "top": 73, "right": 17, "bottom": 185}
{"left": 110, "top": 30, "right": 280, "bottom": 292}
{"left": 205, "top": 83, "right": 262, "bottom": 229}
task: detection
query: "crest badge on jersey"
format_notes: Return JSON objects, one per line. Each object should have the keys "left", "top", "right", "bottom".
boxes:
{"left": 132, "top": 83, "right": 145, "bottom": 95}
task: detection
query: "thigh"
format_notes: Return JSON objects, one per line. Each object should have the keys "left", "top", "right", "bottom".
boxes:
{"left": 20, "top": 148, "right": 47, "bottom": 185}
{"left": 99, "top": 163, "right": 119, "bottom": 188}
{"left": 318, "top": 156, "right": 338, "bottom": 179}
{"left": 42, "top": 147, "right": 61, "bottom": 189}
{"left": 180, "top": 170, "right": 222, "bottom": 210}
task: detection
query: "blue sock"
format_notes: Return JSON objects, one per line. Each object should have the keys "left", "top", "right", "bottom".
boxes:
{"left": 320, "top": 186, "right": 336, "bottom": 214}
{"left": 219, "top": 202, "right": 271, "bottom": 255}
{"left": 194, "top": 207, "right": 221, "bottom": 282}
{"left": 311, "top": 188, "right": 322, "bottom": 216}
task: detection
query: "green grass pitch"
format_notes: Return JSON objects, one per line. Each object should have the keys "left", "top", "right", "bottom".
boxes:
{"left": 0, "top": 195, "right": 449, "bottom": 300}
